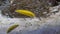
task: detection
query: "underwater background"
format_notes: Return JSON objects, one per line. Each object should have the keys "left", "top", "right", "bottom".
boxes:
{"left": 0, "top": 0, "right": 60, "bottom": 34}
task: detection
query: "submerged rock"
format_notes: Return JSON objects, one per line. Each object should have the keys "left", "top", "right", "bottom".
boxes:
{"left": 1, "top": 0, "right": 59, "bottom": 18}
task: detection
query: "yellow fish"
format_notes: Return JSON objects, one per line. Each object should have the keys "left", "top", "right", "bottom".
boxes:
{"left": 15, "top": 10, "right": 36, "bottom": 17}
{"left": 7, "top": 24, "right": 19, "bottom": 33}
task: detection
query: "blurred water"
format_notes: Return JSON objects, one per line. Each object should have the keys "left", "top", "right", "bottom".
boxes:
{"left": 0, "top": 0, "right": 10, "bottom": 10}
{"left": 3, "top": 25, "right": 60, "bottom": 34}
{"left": 0, "top": 0, "right": 60, "bottom": 34}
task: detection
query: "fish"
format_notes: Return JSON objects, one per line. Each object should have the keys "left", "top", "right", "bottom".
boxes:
{"left": 7, "top": 24, "right": 19, "bottom": 33}
{"left": 15, "top": 10, "right": 36, "bottom": 17}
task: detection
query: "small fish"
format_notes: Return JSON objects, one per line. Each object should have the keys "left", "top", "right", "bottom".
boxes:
{"left": 7, "top": 24, "right": 19, "bottom": 33}
{"left": 15, "top": 10, "right": 36, "bottom": 17}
